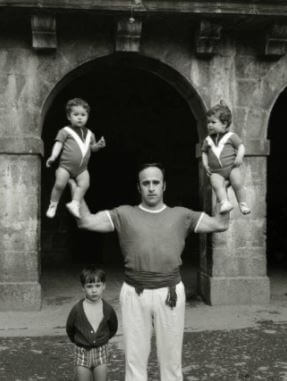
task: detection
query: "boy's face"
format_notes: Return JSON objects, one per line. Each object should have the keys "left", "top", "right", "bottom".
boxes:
{"left": 67, "top": 105, "right": 89, "bottom": 128}
{"left": 83, "top": 280, "right": 105, "bottom": 303}
{"left": 207, "top": 115, "right": 227, "bottom": 135}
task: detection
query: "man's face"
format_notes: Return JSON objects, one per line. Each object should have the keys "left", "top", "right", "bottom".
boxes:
{"left": 138, "top": 167, "right": 166, "bottom": 208}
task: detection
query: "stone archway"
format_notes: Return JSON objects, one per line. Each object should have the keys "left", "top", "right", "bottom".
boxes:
{"left": 266, "top": 87, "right": 287, "bottom": 300}
{"left": 41, "top": 53, "right": 206, "bottom": 299}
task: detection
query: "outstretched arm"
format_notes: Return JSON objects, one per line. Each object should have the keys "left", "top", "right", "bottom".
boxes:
{"left": 195, "top": 207, "right": 230, "bottom": 234}
{"left": 78, "top": 200, "right": 114, "bottom": 233}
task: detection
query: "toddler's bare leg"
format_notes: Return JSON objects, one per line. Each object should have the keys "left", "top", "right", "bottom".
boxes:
{"left": 73, "top": 170, "right": 90, "bottom": 202}
{"left": 66, "top": 171, "right": 90, "bottom": 218}
{"left": 210, "top": 173, "right": 228, "bottom": 203}
{"left": 92, "top": 364, "right": 108, "bottom": 381}
{"left": 50, "top": 167, "right": 70, "bottom": 202}
{"left": 230, "top": 167, "right": 251, "bottom": 214}
{"left": 210, "top": 173, "right": 233, "bottom": 213}
{"left": 74, "top": 365, "right": 92, "bottom": 381}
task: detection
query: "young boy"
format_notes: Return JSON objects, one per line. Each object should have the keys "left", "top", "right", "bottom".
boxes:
{"left": 46, "top": 98, "right": 106, "bottom": 219}
{"left": 201, "top": 100, "right": 251, "bottom": 215}
{"left": 66, "top": 266, "right": 118, "bottom": 381}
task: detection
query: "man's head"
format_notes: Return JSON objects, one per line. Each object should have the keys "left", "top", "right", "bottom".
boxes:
{"left": 137, "top": 163, "right": 166, "bottom": 209}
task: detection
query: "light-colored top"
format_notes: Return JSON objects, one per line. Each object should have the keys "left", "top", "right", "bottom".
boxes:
{"left": 83, "top": 299, "right": 104, "bottom": 333}
{"left": 108, "top": 205, "right": 202, "bottom": 273}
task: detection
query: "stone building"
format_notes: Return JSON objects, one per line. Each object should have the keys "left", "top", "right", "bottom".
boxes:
{"left": 1, "top": 0, "right": 287, "bottom": 310}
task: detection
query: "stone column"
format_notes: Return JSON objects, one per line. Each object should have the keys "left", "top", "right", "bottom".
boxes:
{"left": 198, "top": 140, "right": 270, "bottom": 304}
{"left": 0, "top": 137, "right": 43, "bottom": 310}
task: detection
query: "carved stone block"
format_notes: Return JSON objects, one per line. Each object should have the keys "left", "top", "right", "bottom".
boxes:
{"left": 263, "top": 24, "right": 287, "bottom": 57}
{"left": 31, "top": 14, "right": 57, "bottom": 50}
{"left": 115, "top": 17, "right": 142, "bottom": 52}
{"left": 195, "top": 20, "right": 222, "bottom": 57}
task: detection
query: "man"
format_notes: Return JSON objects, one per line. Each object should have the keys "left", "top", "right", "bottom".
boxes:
{"left": 70, "top": 163, "right": 230, "bottom": 381}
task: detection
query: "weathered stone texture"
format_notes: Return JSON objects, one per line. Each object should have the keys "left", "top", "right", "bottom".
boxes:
{"left": 0, "top": 8, "right": 286, "bottom": 308}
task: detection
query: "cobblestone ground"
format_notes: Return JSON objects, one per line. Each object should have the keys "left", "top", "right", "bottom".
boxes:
{"left": 0, "top": 320, "right": 287, "bottom": 381}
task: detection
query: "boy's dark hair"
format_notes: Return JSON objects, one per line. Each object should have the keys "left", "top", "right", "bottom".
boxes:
{"left": 66, "top": 98, "right": 90, "bottom": 116}
{"left": 206, "top": 100, "right": 232, "bottom": 128}
{"left": 137, "top": 162, "right": 166, "bottom": 183}
{"left": 80, "top": 265, "right": 106, "bottom": 286}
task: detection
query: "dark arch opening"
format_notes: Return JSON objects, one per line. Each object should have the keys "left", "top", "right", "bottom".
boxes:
{"left": 41, "top": 56, "right": 200, "bottom": 280}
{"left": 267, "top": 88, "right": 287, "bottom": 272}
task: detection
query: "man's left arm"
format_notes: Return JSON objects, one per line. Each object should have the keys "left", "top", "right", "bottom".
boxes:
{"left": 195, "top": 209, "right": 230, "bottom": 234}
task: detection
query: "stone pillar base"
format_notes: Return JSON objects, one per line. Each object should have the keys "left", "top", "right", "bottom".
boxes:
{"left": 199, "top": 272, "right": 270, "bottom": 305}
{"left": 0, "top": 282, "right": 41, "bottom": 311}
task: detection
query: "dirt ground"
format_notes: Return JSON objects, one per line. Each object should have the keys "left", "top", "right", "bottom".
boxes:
{"left": 1, "top": 319, "right": 287, "bottom": 380}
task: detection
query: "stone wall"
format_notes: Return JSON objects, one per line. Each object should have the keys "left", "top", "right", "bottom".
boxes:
{"left": 0, "top": 7, "right": 286, "bottom": 309}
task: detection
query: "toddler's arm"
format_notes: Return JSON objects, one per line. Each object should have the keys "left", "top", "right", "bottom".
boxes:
{"left": 91, "top": 136, "right": 106, "bottom": 152}
{"left": 46, "top": 141, "right": 63, "bottom": 167}
{"left": 202, "top": 152, "right": 212, "bottom": 176}
{"left": 233, "top": 143, "right": 245, "bottom": 167}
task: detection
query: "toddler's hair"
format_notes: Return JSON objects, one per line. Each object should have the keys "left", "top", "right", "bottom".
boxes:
{"left": 66, "top": 98, "right": 90, "bottom": 115}
{"left": 80, "top": 265, "right": 106, "bottom": 286}
{"left": 206, "top": 100, "right": 232, "bottom": 127}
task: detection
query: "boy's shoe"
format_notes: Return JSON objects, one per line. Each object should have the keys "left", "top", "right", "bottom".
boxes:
{"left": 219, "top": 200, "right": 233, "bottom": 214}
{"left": 66, "top": 200, "right": 80, "bottom": 218}
{"left": 239, "top": 202, "right": 251, "bottom": 215}
{"left": 46, "top": 202, "right": 58, "bottom": 218}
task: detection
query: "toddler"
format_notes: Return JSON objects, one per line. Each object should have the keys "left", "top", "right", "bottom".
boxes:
{"left": 46, "top": 98, "right": 106, "bottom": 218}
{"left": 201, "top": 100, "right": 251, "bottom": 215}
{"left": 66, "top": 265, "right": 118, "bottom": 381}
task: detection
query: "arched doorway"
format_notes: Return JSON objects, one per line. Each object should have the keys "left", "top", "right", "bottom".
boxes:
{"left": 267, "top": 87, "right": 287, "bottom": 300}
{"left": 41, "top": 54, "right": 203, "bottom": 299}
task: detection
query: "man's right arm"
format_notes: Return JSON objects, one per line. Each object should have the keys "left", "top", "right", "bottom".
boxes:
{"left": 77, "top": 199, "right": 114, "bottom": 233}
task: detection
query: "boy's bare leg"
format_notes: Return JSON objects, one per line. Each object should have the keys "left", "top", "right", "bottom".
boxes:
{"left": 230, "top": 167, "right": 251, "bottom": 214}
{"left": 74, "top": 366, "right": 92, "bottom": 381}
{"left": 92, "top": 364, "right": 108, "bottom": 381}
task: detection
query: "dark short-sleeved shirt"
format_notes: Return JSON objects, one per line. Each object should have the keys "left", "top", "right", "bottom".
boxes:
{"left": 56, "top": 126, "right": 96, "bottom": 177}
{"left": 108, "top": 205, "right": 203, "bottom": 273}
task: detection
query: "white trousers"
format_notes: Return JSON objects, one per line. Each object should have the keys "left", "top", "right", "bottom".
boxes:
{"left": 120, "top": 281, "right": 186, "bottom": 381}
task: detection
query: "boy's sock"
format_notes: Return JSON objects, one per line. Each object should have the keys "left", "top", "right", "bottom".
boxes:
{"left": 46, "top": 201, "right": 58, "bottom": 218}
{"left": 66, "top": 200, "right": 80, "bottom": 218}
